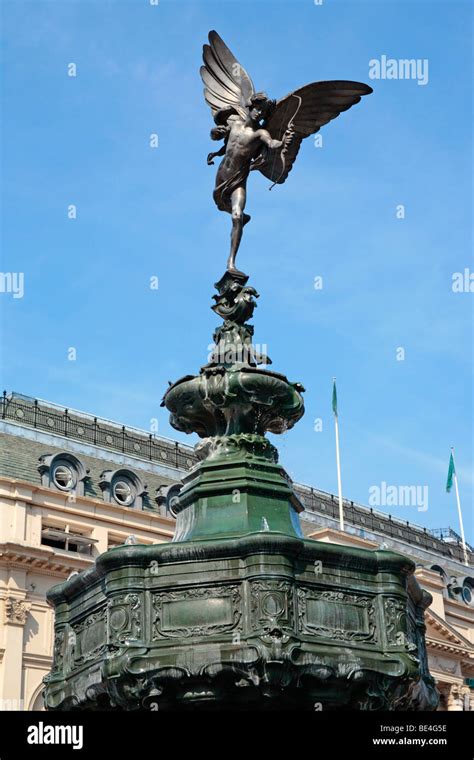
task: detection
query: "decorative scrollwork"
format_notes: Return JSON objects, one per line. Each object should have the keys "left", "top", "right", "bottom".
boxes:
{"left": 72, "top": 609, "right": 107, "bottom": 665}
{"left": 250, "top": 580, "right": 294, "bottom": 633}
{"left": 107, "top": 593, "right": 142, "bottom": 646}
{"left": 384, "top": 596, "right": 408, "bottom": 645}
{"left": 211, "top": 270, "right": 258, "bottom": 325}
{"left": 4, "top": 596, "right": 30, "bottom": 625}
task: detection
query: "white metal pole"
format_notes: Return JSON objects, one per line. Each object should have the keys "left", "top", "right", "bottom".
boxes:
{"left": 334, "top": 412, "right": 344, "bottom": 532}
{"left": 452, "top": 449, "right": 468, "bottom": 566}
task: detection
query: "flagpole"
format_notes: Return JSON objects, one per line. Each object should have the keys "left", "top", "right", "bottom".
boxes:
{"left": 333, "top": 378, "right": 344, "bottom": 532}
{"left": 451, "top": 448, "right": 469, "bottom": 566}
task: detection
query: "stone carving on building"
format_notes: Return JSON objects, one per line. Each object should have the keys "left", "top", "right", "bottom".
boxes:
{"left": 4, "top": 596, "right": 30, "bottom": 625}
{"left": 431, "top": 655, "right": 461, "bottom": 676}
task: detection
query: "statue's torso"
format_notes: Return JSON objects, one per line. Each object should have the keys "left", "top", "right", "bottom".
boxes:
{"left": 219, "top": 121, "right": 262, "bottom": 178}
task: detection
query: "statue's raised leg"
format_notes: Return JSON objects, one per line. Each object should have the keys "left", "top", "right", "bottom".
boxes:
{"left": 228, "top": 187, "right": 249, "bottom": 271}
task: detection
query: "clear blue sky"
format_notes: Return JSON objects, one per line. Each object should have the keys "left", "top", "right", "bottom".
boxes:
{"left": 1, "top": 0, "right": 472, "bottom": 540}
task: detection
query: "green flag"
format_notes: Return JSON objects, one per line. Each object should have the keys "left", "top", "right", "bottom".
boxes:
{"left": 332, "top": 379, "right": 338, "bottom": 416}
{"left": 446, "top": 451, "right": 455, "bottom": 493}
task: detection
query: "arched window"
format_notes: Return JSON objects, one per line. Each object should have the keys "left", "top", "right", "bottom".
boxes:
{"left": 430, "top": 564, "right": 448, "bottom": 583}
{"left": 156, "top": 483, "right": 181, "bottom": 516}
{"left": 446, "top": 575, "right": 474, "bottom": 607}
{"left": 38, "top": 453, "right": 88, "bottom": 496}
{"left": 99, "top": 468, "right": 146, "bottom": 509}
{"left": 52, "top": 460, "right": 76, "bottom": 490}
{"left": 28, "top": 684, "right": 46, "bottom": 711}
{"left": 112, "top": 477, "right": 135, "bottom": 506}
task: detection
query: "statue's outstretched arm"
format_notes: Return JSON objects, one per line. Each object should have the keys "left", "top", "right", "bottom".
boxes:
{"left": 207, "top": 126, "right": 228, "bottom": 165}
{"left": 207, "top": 144, "right": 226, "bottom": 166}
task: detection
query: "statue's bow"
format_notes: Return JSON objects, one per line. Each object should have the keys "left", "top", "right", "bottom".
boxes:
{"left": 269, "top": 93, "right": 302, "bottom": 191}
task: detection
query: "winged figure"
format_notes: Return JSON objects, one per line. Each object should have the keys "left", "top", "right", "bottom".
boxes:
{"left": 201, "top": 31, "right": 372, "bottom": 273}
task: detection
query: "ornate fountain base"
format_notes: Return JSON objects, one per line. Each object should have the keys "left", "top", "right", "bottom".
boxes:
{"left": 43, "top": 532, "right": 437, "bottom": 711}
{"left": 43, "top": 270, "right": 438, "bottom": 710}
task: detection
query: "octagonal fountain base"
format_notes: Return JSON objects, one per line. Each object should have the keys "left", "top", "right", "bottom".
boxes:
{"left": 43, "top": 529, "right": 438, "bottom": 711}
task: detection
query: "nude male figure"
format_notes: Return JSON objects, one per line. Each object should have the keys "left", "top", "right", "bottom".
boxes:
{"left": 207, "top": 93, "right": 291, "bottom": 272}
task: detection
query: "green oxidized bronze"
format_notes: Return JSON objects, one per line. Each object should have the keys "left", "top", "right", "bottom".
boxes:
{"left": 43, "top": 536, "right": 437, "bottom": 710}
{"left": 163, "top": 367, "right": 305, "bottom": 437}
{"left": 162, "top": 270, "right": 305, "bottom": 440}
{"left": 42, "top": 30, "right": 439, "bottom": 712}
{"left": 160, "top": 268, "right": 306, "bottom": 543}
{"left": 42, "top": 263, "right": 439, "bottom": 710}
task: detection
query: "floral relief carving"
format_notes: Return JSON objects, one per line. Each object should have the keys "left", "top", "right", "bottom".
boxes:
{"left": 4, "top": 596, "right": 31, "bottom": 625}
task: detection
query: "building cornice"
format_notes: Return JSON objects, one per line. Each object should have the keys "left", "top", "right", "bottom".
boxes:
{"left": 426, "top": 609, "right": 474, "bottom": 651}
{"left": 414, "top": 568, "right": 446, "bottom": 589}
{"left": 0, "top": 476, "right": 175, "bottom": 538}
{"left": 444, "top": 599, "right": 474, "bottom": 624}
{"left": 22, "top": 652, "right": 53, "bottom": 669}
{"left": 427, "top": 638, "right": 473, "bottom": 656}
{"left": 306, "top": 527, "right": 379, "bottom": 549}
{"left": 0, "top": 541, "right": 95, "bottom": 577}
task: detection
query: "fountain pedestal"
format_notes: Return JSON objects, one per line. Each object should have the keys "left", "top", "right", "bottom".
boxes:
{"left": 172, "top": 434, "right": 304, "bottom": 542}
{"left": 43, "top": 271, "right": 438, "bottom": 711}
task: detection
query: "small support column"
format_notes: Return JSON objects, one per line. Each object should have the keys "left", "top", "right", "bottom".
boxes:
{"left": 461, "top": 685, "right": 472, "bottom": 711}
{"left": 447, "top": 683, "right": 464, "bottom": 711}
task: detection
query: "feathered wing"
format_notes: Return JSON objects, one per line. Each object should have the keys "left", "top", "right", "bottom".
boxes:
{"left": 258, "top": 81, "right": 373, "bottom": 185}
{"left": 200, "top": 30, "right": 255, "bottom": 121}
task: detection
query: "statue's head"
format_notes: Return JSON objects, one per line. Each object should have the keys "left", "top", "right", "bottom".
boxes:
{"left": 248, "top": 92, "right": 275, "bottom": 123}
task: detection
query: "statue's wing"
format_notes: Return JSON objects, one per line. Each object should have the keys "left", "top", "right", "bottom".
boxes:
{"left": 201, "top": 31, "right": 255, "bottom": 121}
{"left": 258, "top": 80, "right": 373, "bottom": 185}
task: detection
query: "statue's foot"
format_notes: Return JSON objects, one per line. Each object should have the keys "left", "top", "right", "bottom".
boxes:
{"left": 216, "top": 267, "right": 249, "bottom": 291}
{"left": 225, "top": 264, "right": 247, "bottom": 278}
{"left": 243, "top": 213, "right": 251, "bottom": 226}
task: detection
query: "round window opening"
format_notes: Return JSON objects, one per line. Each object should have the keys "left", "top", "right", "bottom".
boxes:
{"left": 52, "top": 463, "right": 76, "bottom": 491}
{"left": 462, "top": 582, "right": 473, "bottom": 606}
{"left": 113, "top": 479, "right": 135, "bottom": 506}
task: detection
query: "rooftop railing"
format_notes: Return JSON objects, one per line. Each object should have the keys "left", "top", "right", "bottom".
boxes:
{"left": 1, "top": 391, "right": 198, "bottom": 472}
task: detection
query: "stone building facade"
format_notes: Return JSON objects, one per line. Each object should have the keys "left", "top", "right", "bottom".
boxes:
{"left": 0, "top": 392, "right": 472, "bottom": 710}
